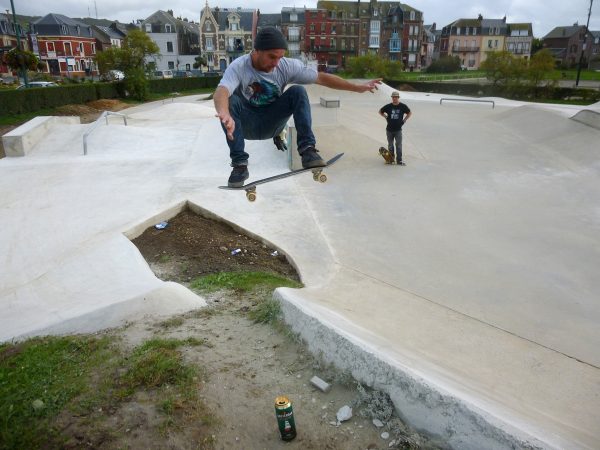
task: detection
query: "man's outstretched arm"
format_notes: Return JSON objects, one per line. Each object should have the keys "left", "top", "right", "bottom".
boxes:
{"left": 214, "top": 86, "right": 235, "bottom": 140}
{"left": 315, "top": 72, "right": 382, "bottom": 93}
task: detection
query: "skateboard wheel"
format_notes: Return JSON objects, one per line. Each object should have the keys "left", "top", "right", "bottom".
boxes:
{"left": 246, "top": 191, "right": 257, "bottom": 202}
{"left": 318, "top": 173, "right": 327, "bottom": 183}
{"left": 312, "top": 171, "right": 320, "bottom": 182}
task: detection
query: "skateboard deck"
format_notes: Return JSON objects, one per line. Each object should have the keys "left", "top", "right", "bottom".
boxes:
{"left": 219, "top": 153, "right": 344, "bottom": 202}
{"left": 379, "top": 147, "right": 395, "bottom": 164}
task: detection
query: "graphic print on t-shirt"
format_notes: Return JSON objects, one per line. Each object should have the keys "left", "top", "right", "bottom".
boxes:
{"left": 245, "top": 80, "right": 281, "bottom": 106}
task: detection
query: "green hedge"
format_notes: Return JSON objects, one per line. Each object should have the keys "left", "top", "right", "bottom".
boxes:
{"left": 385, "top": 79, "right": 600, "bottom": 103}
{"left": 0, "top": 83, "right": 120, "bottom": 115}
{"left": 148, "top": 76, "right": 221, "bottom": 93}
{"left": 0, "top": 77, "right": 219, "bottom": 116}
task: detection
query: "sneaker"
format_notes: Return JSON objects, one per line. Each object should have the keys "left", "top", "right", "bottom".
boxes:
{"left": 228, "top": 165, "right": 249, "bottom": 187}
{"left": 300, "top": 147, "right": 326, "bottom": 169}
{"left": 398, "top": 161, "right": 406, "bottom": 166}
{"left": 273, "top": 135, "right": 287, "bottom": 151}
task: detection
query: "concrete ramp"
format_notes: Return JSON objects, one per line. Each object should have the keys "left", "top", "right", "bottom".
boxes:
{"left": 571, "top": 109, "right": 600, "bottom": 130}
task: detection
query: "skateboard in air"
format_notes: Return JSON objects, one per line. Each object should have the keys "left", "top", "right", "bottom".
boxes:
{"left": 219, "top": 153, "right": 344, "bottom": 202}
{"left": 379, "top": 147, "right": 395, "bottom": 164}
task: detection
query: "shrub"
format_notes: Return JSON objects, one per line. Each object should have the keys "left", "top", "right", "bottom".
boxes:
{"left": 426, "top": 56, "right": 461, "bottom": 73}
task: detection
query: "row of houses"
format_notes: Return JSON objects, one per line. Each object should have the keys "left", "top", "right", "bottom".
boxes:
{"left": 1, "top": 2, "right": 600, "bottom": 79}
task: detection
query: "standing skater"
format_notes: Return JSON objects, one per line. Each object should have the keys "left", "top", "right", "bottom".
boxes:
{"left": 379, "top": 91, "right": 411, "bottom": 165}
{"left": 214, "top": 27, "right": 381, "bottom": 187}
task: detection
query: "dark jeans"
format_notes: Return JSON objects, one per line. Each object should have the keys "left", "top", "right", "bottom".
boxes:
{"left": 386, "top": 129, "right": 403, "bottom": 163}
{"left": 222, "top": 85, "right": 316, "bottom": 166}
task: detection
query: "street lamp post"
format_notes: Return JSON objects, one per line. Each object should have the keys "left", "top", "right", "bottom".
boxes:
{"left": 9, "top": 0, "right": 28, "bottom": 87}
{"left": 575, "top": 0, "right": 594, "bottom": 87}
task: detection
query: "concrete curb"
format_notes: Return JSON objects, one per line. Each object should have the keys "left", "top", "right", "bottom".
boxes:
{"left": 275, "top": 288, "right": 548, "bottom": 450}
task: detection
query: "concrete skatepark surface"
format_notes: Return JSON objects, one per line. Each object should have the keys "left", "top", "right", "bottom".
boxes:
{"left": 1, "top": 83, "right": 599, "bottom": 449}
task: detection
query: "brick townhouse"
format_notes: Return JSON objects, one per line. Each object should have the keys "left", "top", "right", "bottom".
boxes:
{"left": 30, "top": 14, "right": 97, "bottom": 77}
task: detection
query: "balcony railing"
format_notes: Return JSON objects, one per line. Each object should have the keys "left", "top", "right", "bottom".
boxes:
{"left": 287, "top": 35, "right": 300, "bottom": 42}
{"left": 226, "top": 45, "right": 244, "bottom": 52}
{"left": 452, "top": 46, "right": 480, "bottom": 52}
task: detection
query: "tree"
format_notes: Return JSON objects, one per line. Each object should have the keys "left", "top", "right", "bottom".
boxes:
{"left": 526, "top": 49, "right": 556, "bottom": 87}
{"left": 3, "top": 48, "right": 40, "bottom": 72}
{"left": 344, "top": 54, "right": 403, "bottom": 78}
{"left": 425, "top": 55, "right": 461, "bottom": 73}
{"left": 95, "top": 29, "right": 159, "bottom": 100}
{"left": 480, "top": 51, "right": 525, "bottom": 87}
{"left": 193, "top": 55, "right": 207, "bottom": 70}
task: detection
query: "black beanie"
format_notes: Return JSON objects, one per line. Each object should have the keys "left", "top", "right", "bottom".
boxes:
{"left": 254, "top": 27, "right": 288, "bottom": 50}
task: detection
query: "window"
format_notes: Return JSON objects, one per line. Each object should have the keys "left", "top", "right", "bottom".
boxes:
{"left": 167, "top": 41, "right": 173, "bottom": 52}
{"left": 369, "top": 35, "right": 379, "bottom": 47}
{"left": 495, "top": 40, "right": 498, "bottom": 48}
{"left": 165, "top": 24, "right": 172, "bottom": 33}
{"left": 64, "top": 42, "right": 72, "bottom": 55}
{"left": 456, "top": 27, "right": 461, "bottom": 35}
{"left": 410, "top": 11, "right": 415, "bottom": 20}
{"left": 465, "top": 27, "right": 470, "bottom": 36}
{"left": 47, "top": 42, "right": 55, "bottom": 52}
{"left": 230, "top": 22, "right": 238, "bottom": 31}
{"left": 168, "top": 61, "right": 174, "bottom": 69}
{"left": 145, "top": 23, "right": 151, "bottom": 32}
{"left": 206, "top": 37, "right": 213, "bottom": 50}
{"left": 79, "top": 42, "right": 84, "bottom": 53}
{"left": 370, "top": 20, "right": 380, "bottom": 33}
{"left": 321, "top": 23, "right": 325, "bottom": 33}
{"left": 488, "top": 39, "right": 492, "bottom": 48}
{"left": 330, "top": 38, "right": 335, "bottom": 48}
{"left": 310, "top": 24, "right": 315, "bottom": 33}
{"left": 290, "top": 13, "right": 297, "bottom": 22}
{"left": 91, "top": 43, "right": 96, "bottom": 54}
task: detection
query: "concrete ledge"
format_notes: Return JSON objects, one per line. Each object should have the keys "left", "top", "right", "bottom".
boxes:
{"left": 320, "top": 96, "right": 340, "bottom": 108}
{"left": 275, "top": 290, "right": 548, "bottom": 450}
{"left": 2, "top": 116, "right": 80, "bottom": 157}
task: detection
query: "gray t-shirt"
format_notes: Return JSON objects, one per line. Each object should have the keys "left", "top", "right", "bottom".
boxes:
{"left": 218, "top": 53, "right": 318, "bottom": 107}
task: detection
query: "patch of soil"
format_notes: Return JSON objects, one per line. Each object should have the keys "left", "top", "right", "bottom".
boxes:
{"left": 115, "top": 211, "right": 437, "bottom": 450}
{"left": 132, "top": 210, "right": 299, "bottom": 283}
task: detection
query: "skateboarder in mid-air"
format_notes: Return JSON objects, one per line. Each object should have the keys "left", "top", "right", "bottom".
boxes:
{"left": 214, "top": 27, "right": 382, "bottom": 187}
{"left": 379, "top": 91, "right": 411, "bottom": 165}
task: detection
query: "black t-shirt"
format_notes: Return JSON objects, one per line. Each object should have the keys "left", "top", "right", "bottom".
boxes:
{"left": 379, "top": 102, "right": 411, "bottom": 132}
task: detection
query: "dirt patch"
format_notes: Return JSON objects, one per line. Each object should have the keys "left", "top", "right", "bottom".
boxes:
{"left": 132, "top": 210, "right": 299, "bottom": 283}
{"left": 118, "top": 209, "right": 440, "bottom": 449}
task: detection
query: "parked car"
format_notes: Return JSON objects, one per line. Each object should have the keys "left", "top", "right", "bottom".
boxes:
{"left": 153, "top": 70, "right": 174, "bottom": 79}
{"left": 173, "top": 70, "right": 193, "bottom": 78}
{"left": 203, "top": 71, "right": 222, "bottom": 77}
{"left": 101, "top": 70, "right": 125, "bottom": 81}
{"left": 16, "top": 81, "right": 59, "bottom": 89}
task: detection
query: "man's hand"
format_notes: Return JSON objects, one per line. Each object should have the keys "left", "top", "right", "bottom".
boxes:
{"left": 355, "top": 78, "right": 382, "bottom": 93}
{"left": 316, "top": 73, "right": 382, "bottom": 94}
{"left": 216, "top": 111, "right": 235, "bottom": 140}
{"left": 213, "top": 86, "right": 235, "bottom": 140}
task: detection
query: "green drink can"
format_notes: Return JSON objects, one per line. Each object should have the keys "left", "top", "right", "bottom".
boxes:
{"left": 274, "top": 396, "right": 297, "bottom": 441}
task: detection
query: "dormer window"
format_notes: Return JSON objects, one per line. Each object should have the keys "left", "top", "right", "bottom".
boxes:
{"left": 165, "top": 24, "right": 172, "bottom": 33}
{"left": 145, "top": 23, "right": 151, "bottom": 32}
{"left": 290, "top": 13, "right": 297, "bottom": 22}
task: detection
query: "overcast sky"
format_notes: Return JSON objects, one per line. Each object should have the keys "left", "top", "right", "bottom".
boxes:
{"left": 4, "top": 0, "right": 599, "bottom": 38}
